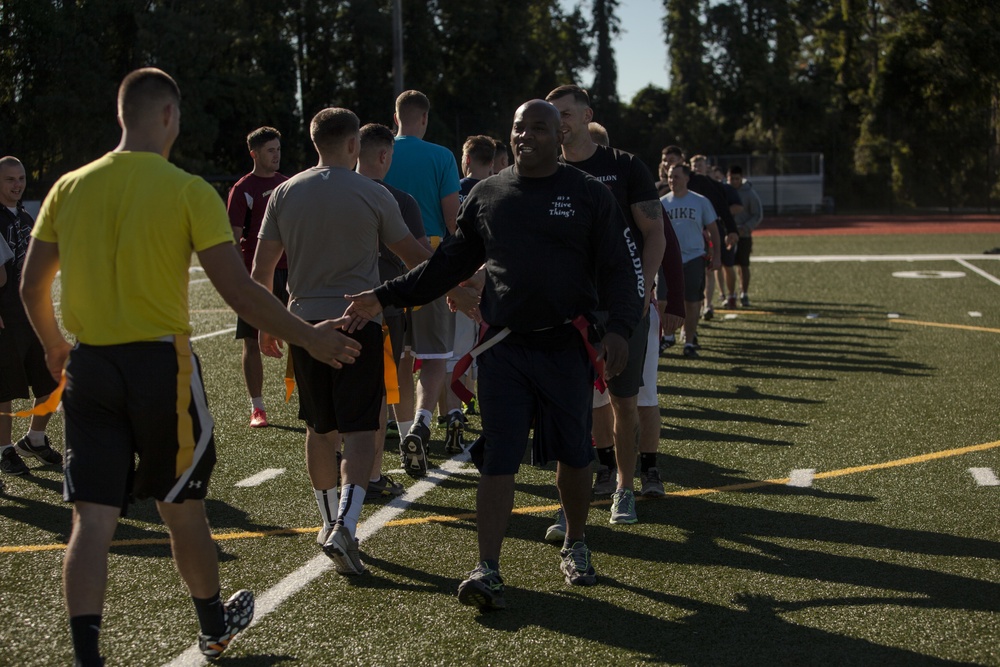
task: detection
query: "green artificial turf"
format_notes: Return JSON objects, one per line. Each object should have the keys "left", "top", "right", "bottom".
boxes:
{"left": 1, "top": 233, "right": 997, "bottom": 666}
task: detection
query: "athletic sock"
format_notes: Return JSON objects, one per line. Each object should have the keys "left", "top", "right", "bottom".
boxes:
{"left": 251, "top": 396, "right": 265, "bottom": 411}
{"left": 482, "top": 558, "right": 500, "bottom": 572}
{"left": 69, "top": 614, "right": 103, "bottom": 667}
{"left": 596, "top": 446, "right": 616, "bottom": 470}
{"left": 26, "top": 429, "right": 47, "bottom": 446}
{"left": 563, "top": 534, "right": 586, "bottom": 550}
{"left": 414, "top": 409, "right": 433, "bottom": 429}
{"left": 640, "top": 453, "right": 657, "bottom": 473}
{"left": 314, "top": 487, "right": 338, "bottom": 529}
{"left": 336, "top": 483, "right": 365, "bottom": 537}
{"left": 191, "top": 590, "right": 226, "bottom": 636}
{"left": 0, "top": 444, "right": 13, "bottom": 452}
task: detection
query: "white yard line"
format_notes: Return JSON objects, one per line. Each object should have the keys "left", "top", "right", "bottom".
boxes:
{"left": 954, "top": 258, "right": 1000, "bottom": 287}
{"left": 968, "top": 468, "right": 999, "bottom": 486}
{"left": 191, "top": 328, "right": 237, "bottom": 342}
{"left": 755, "top": 253, "right": 1000, "bottom": 263}
{"left": 163, "top": 455, "right": 473, "bottom": 667}
{"left": 235, "top": 468, "right": 285, "bottom": 488}
{"left": 787, "top": 469, "right": 816, "bottom": 488}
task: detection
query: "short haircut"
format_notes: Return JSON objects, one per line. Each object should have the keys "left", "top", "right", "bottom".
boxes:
{"left": 669, "top": 163, "right": 691, "bottom": 177}
{"left": 728, "top": 164, "right": 744, "bottom": 176}
{"left": 462, "top": 135, "right": 496, "bottom": 166}
{"left": 0, "top": 156, "right": 23, "bottom": 170}
{"left": 662, "top": 145, "right": 684, "bottom": 158}
{"left": 118, "top": 68, "right": 181, "bottom": 127}
{"left": 588, "top": 122, "right": 609, "bottom": 147}
{"left": 247, "top": 127, "right": 281, "bottom": 152}
{"left": 493, "top": 139, "right": 507, "bottom": 153}
{"left": 395, "top": 90, "right": 430, "bottom": 124}
{"left": 691, "top": 154, "right": 708, "bottom": 165}
{"left": 310, "top": 108, "right": 360, "bottom": 152}
{"left": 359, "top": 123, "right": 395, "bottom": 159}
{"left": 545, "top": 84, "right": 590, "bottom": 107}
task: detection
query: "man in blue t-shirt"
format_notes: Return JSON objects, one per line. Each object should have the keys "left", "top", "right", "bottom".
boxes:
{"left": 383, "top": 90, "right": 462, "bottom": 477}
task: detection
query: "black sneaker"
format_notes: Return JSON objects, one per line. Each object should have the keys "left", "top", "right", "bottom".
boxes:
{"left": 436, "top": 414, "right": 448, "bottom": 427}
{"left": 592, "top": 464, "right": 617, "bottom": 496}
{"left": 463, "top": 397, "right": 478, "bottom": 416}
{"left": 198, "top": 589, "right": 255, "bottom": 659}
{"left": 445, "top": 411, "right": 465, "bottom": 454}
{"left": 683, "top": 344, "right": 699, "bottom": 358}
{"left": 0, "top": 447, "right": 29, "bottom": 475}
{"left": 365, "top": 474, "right": 404, "bottom": 501}
{"left": 14, "top": 435, "right": 62, "bottom": 466}
{"left": 457, "top": 561, "right": 506, "bottom": 611}
{"left": 703, "top": 306, "right": 714, "bottom": 320}
{"left": 400, "top": 416, "right": 430, "bottom": 477}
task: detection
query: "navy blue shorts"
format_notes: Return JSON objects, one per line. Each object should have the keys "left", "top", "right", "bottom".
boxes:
{"left": 62, "top": 339, "right": 216, "bottom": 511}
{"left": 470, "top": 335, "right": 595, "bottom": 475}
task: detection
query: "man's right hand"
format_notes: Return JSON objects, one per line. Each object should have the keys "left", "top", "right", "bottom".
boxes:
{"left": 304, "top": 317, "right": 362, "bottom": 368}
{"left": 343, "top": 291, "right": 384, "bottom": 332}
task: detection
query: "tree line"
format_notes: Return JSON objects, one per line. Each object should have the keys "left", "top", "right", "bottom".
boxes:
{"left": 1, "top": 0, "right": 997, "bottom": 211}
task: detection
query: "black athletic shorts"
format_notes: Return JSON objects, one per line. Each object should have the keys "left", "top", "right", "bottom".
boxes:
{"left": 734, "top": 235, "right": 753, "bottom": 267}
{"left": 606, "top": 310, "right": 650, "bottom": 399}
{"left": 469, "top": 333, "right": 595, "bottom": 475}
{"left": 290, "top": 320, "right": 384, "bottom": 434}
{"left": 235, "top": 269, "right": 290, "bottom": 340}
{"left": 62, "top": 338, "right": 216, "bottom": 512}
{"left": 0, "top": 320, "right": 59, "bottom": 403}
{"left": 719, "top": 238, "right": 738, "bottom": 267}
{"left": 682, "top": 257, "right": 707, "bottom": 302}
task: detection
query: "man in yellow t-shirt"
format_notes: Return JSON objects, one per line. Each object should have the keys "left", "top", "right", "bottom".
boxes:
{"left": 20, "top": 68, "right": 362, "bottom": 667}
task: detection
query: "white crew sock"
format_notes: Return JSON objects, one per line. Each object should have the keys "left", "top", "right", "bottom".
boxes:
{"left": 251, "top": 396, "right": 265, "bottom": 411}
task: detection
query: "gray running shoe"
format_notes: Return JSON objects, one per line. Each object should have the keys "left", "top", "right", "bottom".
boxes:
{"left": 639, "top": 468, "right": 666, "bottom": 497}
{"left": 592, "top": 464, "right": 617, "bottom": 496}
{"left": 457, "top": 561, "right": 506, "bottom": 611}
{"left": 559, "top": 541, "right": 597, "bottom": 586}
{"left": 14, "top": 435, "right": 62, "bottom": 466}
{"left": 544, "top": 507, "right": 566, "bottom": 543}
{"left": 0, "top": 447, "right": 28, "bottom": 475}
{"left": 322, "top": 524, "right": 366, "bottom": 575}
{"left": 400, "top": 416, "right": 431, "bottom": 478}
{"left": 610, "top": 488, "right": 638, "bottom": 524}
{"left": 198, "top": 589, "right": 255, "bottom": 659}
{"left": 316, "top": 524, "right": 334, "bottom": 547}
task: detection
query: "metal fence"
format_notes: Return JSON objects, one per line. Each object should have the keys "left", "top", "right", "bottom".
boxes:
{"left": 713, "top": 153, "right": 826, "bottom": 214}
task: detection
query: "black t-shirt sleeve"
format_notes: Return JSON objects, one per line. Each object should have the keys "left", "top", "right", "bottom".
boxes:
{"left": 625, "top": 154, "right": 658, "bottom": 207}
{"left": 589, "top": 181, "right": 643, "bottom": 339}
{"left": 375, "top": 195, "right": 485, "bottom": 308}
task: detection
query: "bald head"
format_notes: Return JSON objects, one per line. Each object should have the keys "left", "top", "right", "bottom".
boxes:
{"left": 510, "top": 100, "right": 562, "bottom": 178}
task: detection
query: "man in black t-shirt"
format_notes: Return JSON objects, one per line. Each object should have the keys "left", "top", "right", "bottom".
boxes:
{"left": 0, "top": 156, "right": 61, "bottom": 476}
{"left": 546, "top": 85, "right": 669, "bottom": 521}
{"left": 346, "top": 100, "right": 642, "bottom": 610}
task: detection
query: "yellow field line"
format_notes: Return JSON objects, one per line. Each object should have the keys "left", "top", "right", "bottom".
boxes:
{"left": 889, "top": 318, "right": 1000, "bottom": 334}
{"left": 4, "top": 439, "right": 998, "bottom": 554}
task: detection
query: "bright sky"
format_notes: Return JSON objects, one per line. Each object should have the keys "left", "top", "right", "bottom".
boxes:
{"left": 564, "top": 0, "right": 671, "bottom": 102}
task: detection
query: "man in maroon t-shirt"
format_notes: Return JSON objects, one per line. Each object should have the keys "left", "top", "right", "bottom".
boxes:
{"left": 227, "top": 127, "right": 289, "bottom": 428}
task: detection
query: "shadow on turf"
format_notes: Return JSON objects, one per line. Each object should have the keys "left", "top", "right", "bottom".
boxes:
{"left": 465, "top": 495, "right": 996, "bottom": 665}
